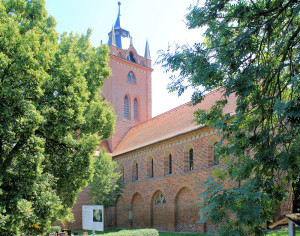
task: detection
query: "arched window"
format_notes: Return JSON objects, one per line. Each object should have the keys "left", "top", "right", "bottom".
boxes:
{"left": 213, "top": 142, "right": 219, "bottom": 165}
{"left": 151, "top": 158, "right": 154, "bottom": 177}
{"left": 134, "top": 98, "right": 138, "bottom": 121}
{"left": 135, "top": 162, "right": 138, "bottom": 180}
{"left": 169, "top": 154, "right": 172, "bottom": 174}
{"left": 128, "top": 71, "right": 136, "bottom": 84}
{"left": 132, "top": 161, "right": 138, "bottom": 181}
{"left": 147, "top": 157, "right": 154, "bottom": 178}
{"left": 155, "top": 194, "right": 166, "bottom": 205}
{"left": 127, "top": 51, "right": 136, "bottom": 62}
{"left": 124, "top": 95, "right": 129, "bottom": 119}
{"left": 189, "top": 149, "right": 194, "bottom": 170}
{"left": 151, "top": 158, "right": 154, "bottom": 178}
{"left": 164, "top": 152, "right": 172, "bottom": 176}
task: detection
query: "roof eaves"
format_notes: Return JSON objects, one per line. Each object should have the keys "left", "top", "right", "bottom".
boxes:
{"left": 112, "top": 125, "right": 204, "bottom": 158}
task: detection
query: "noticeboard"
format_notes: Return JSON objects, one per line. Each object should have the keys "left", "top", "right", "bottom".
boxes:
{"left": 82, "top": 205, "right": 104, "bottom": 231}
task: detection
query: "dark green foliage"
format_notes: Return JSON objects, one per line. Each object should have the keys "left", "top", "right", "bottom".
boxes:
{"left": 292, "top": 174, "right": 300, "bottom": 213}
{"left": 0, "top": 0, "right": 115, "bottom": 235}
{"left": 159, "top": 0, "right": 299, "bottom": 235}
{"left": 88, "top": 149, "right": 124, "bottom": 207}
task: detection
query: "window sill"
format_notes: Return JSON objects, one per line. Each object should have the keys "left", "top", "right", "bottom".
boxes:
{"left": 164, "top": 174, "right": 173, "bottom": 177}
{"left": 209, "top": 164, "right": 219, "bottom": 168}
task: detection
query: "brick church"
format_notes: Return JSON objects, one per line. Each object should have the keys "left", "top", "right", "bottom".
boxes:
{"left": 65, "top": 2, "right": 292, "bottom": 234}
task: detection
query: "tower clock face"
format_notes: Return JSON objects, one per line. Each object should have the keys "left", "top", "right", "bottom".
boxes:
{"left": 122, "top": 32, "right": 126, "bottom": 37}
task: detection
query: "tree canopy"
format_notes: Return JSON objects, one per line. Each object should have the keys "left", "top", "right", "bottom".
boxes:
{"left": 0, "top": 0, "right": 115, "bottom": 234}
{"left": 88, "top": 149, "right": 124, "bottom": 208}
{"left": 159, "top": 0, "right": 299, "bottom": 234}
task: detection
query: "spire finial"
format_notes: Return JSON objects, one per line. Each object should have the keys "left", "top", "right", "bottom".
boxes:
{"left": 130, "top": 36, "right": 133, "bottom": 47}
{"left": 144, "top": 39, "right": 151, "bottom": 59}
{"left": 118, "top": 2, "right": 121, "bottom": 16}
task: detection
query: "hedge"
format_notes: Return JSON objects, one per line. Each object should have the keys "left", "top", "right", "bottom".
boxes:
{"left": 106, "top": 229, "right": 159, "bottom": 236}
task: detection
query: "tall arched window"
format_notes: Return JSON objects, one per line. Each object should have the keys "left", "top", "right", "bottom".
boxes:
{"left": 151, "top": 158, "right": 154, "bottom": 178}
{"left": 132, "top": 161, "right": 138, "bottom": 181}
{"left": 135, "top": 162, "right": 138, "bottom": 180}
{"left": 134, "top": 98, "right": 138, "bottom": 121}
{"left": 128, "top": 71, "right": 136, "bottom": 84}
{"left": 189, "top": 149, "right": 194, "bottom": 170}
{"left": 124, "top": 95, "right": 129, "bottom": 119}
{"left": 164, "top": 152, "right": 172, "bottom": 175}
{"left": 127, "top": 52, "right": 136, "bottom": 63}
{"left": 169, "top": 154, "right": 172, "bottom": 174}
{"left": 147, "top": 157, "right": 154, "bottom": 178}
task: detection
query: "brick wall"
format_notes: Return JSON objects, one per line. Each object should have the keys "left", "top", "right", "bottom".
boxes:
{"left": 111, "top": 127, "right": 222, "bottom": 233}
{"left": 59, "top": 186, "right": 94, "bottom": 231}
{"left": 66, "top": 125, "right": 292, "bottom": 233}
{"left": 151, "top": 191, "right": 168, "bottom": 231}
{"left": 131, "top": 193, "right": 145, "bottom": 228}
{"left": 101, "top": 45, "right": 152, "bottom": 152}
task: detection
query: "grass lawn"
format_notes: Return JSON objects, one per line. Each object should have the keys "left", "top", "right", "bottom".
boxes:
{"left": 73, "top": 227, "right": 300, "bottom": 235}
{"left": 267, "top": 227, "right": 300, "bottom": 235}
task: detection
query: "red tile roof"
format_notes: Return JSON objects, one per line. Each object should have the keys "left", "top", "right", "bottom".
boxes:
{"left": 112, "top": 89, "right": 237, "bottom": 157}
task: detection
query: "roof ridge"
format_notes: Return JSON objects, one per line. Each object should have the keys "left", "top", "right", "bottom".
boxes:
{"left": 131, "top": 101, "right": 191, "bottom": 130}
{"left": 112, "top": 88, "right": 235, "bottom": 157}
{"left": 130, "top": 89, "right": 220, "bottom": 130}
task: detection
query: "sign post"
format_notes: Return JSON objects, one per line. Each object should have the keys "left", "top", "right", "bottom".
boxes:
{"left": 82, "top": 205, "right": 104, "bottom": 233}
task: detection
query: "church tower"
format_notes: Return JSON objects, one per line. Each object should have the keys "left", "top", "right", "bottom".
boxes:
{"left": 101, "top": 2, "right": 153, "bottom": 152}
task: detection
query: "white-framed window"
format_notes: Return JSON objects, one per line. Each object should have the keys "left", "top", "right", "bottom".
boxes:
{"left": 155, "top": 194, "right": 166, "bottom": 205}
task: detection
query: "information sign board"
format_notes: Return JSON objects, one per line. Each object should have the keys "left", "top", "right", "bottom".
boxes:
{"left": 82, "top": 205, "right": 104, "bottom": 231}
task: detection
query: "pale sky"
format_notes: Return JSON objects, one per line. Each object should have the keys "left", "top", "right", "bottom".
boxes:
{"left": 45, "top": 0, "right": 205, "bottom": 117}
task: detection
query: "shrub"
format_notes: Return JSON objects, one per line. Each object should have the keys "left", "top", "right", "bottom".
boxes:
{"left": 48, "top": 226, "right": 61, "bottom": 233}
{"left": 106, "top": 229, "right": 159, "bottom": 236}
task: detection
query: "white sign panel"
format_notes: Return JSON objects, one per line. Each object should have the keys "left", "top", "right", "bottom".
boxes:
{"left": 82, "top": 205, "right": 104, "bottom": 231}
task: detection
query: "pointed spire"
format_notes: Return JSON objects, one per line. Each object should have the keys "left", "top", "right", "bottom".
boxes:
{"left": 130, "top": 37, "right": 133, "bottom": 47}
{"left": 114, "top": 2, "right": 122, "bottom": 28}
{"left": 144, "top": 39, "right": 151, "bottom": 59}
{"left": 118, "top": 2, "right": 121, "bottom": 16}
{"left": 107, "top": 2, "right": 131, "bottom": 49}
{"left": 111, "top": 25, "right": 116, "bottom": 46}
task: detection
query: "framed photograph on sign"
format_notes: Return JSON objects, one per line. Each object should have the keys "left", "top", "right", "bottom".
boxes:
{"left": 82, "top": 205, "right": 104, "bottom": 231}
{"left": 93, "top": 209, "right": 103, "bottom": 222}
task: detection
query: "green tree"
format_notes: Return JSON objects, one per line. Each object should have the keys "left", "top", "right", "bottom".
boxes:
{"left": 88, "top": 149, "right": 124, "bottom": 207}
{"left": 159, "top": 0, "right": 299, "bottom": 234}
{"left": 0, "top": 0, "right": 115, "bottom": 235}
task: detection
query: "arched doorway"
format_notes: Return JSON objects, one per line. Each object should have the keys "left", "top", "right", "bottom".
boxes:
{"left": 175, "top": 187, "right": 198, "bottom": 232}
{"left": 116, "top": 196, "right": 127, "bottom": 228}
{"left": 131, "top": 193, "right": 144, "bottom": 228}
